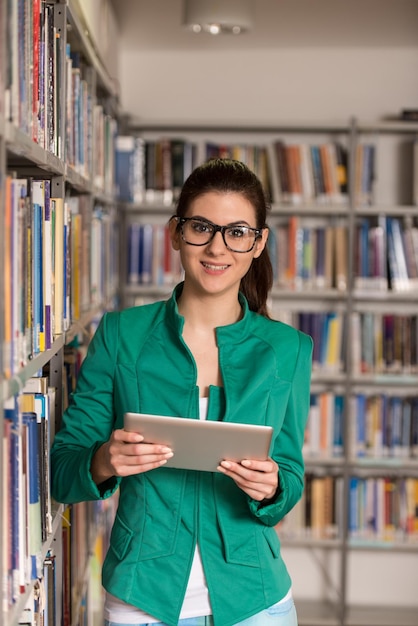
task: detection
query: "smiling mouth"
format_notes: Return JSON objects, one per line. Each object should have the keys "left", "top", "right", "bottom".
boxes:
{"left": 202, "top": 262, "right": 229, "bottom": 271}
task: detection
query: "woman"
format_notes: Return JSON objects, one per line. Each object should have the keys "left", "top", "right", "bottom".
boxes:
{"left": 51, "top": 158, "right": 313, "bottom": 626}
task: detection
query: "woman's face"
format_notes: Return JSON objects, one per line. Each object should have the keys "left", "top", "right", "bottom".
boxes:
{"left": 171, "top": 191, "right": 268, "bottom": 300}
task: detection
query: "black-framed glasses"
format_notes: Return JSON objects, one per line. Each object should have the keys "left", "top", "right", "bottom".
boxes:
{"left": 173, "top": 216, "right": 263, "bottom": 253}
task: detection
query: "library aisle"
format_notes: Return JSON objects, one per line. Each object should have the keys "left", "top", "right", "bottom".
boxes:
{"left": 1, "top": 1, "right": 418, "bottom": 625}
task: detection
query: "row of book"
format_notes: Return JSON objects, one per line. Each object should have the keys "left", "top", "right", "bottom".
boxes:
{"left": 305, "top": 393, "right": 345, "bottom": 459}
{"left": 278, "top": 474, "right": 418, "bottom": 543}
{"left": 351, "top": 394, "right": 418, "bottom": 460}
{"left": 65, "top": 45, "right": 117, "bottom": 196}
{"left": 355, "top": 216, "right": 418, "bottom": 293}
{"left": 352, "top": 312, "right": 418, "bottom": 375}
{"left": 115, "top": 136, "right": 197, "bottom": 205}
{"left": 115, "top": 136, "right": 273, "bottom": 206}
{"left": 348, "top": 476, "right": 418, "bottom": 542}
{"left": 4, "top": 1, "right": 117, "bottom": 196}
{"left": 5, "top": 0, "right": 61, "bottom": 156}
{"left": 17, "top": 500, "right": 117, "bottom": 626}
{"left": 3, "top": 176, "right": 118, "bottom": 379}
{"left": 269, "top": 218, "right": 348, "bottom": 291}
{"left": 271, "top": 214, "right": 418, "bottom": 294}
{"left": 273, "top": 311, "right": 347, "bottom": 374}
{"left": 5, "top": 343, "right": 116, "bottom": 617}
{"left": 3, "top": 377, "right": 55, "bottom": 607}
{"left": 127, "top": 223, "right": 183, "bottom": 286}
{"left": 115, "top": 136, "right": 388, "bottom": 209}
{"left": 269, "top": 140, "right": 349, "bottom": 206}
{"left": 292, "top": 391, "right": 418, "bottom": 461}
{"left": 268, "top": 310, "right": 418, "bottom": 377}
{"left": 278, "top": 474, "right": 344, "bottom": 540}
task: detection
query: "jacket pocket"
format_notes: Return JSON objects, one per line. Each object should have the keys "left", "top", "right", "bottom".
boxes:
{"left": 108, "top": 513, "right": 135, "bottom": 560}
{"left": 111, "top": 471, "right": 186, "bottom": 562}
{"left": 215, "top": 482, "right": 281, "bottom": 567}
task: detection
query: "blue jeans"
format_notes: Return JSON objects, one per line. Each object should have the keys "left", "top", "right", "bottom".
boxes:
{"left": 104, "top": 595, "right": 298, "bottom": 626}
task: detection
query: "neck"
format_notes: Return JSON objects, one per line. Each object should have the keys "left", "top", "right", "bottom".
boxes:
{"left": 177, "top": 286, "right": 242, "bottom": 330}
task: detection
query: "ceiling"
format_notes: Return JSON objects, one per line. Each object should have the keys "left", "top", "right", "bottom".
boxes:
{"left": 110, "top": 0, "right": 418, "bottom": 51}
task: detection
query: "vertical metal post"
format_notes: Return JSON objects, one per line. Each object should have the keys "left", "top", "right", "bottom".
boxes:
{"left": 0, "top": 0, "right": 7, "bottom": 619}
{"left": 338, "top": 116, "right": 359, "bottom": 626}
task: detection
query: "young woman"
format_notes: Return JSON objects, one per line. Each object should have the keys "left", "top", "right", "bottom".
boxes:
{"left": 51, "top": 158, "right": 313, "bottom": 626}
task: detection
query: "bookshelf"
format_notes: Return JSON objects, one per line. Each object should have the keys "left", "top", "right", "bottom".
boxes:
{"left": 115, "top": 118, "right": 418, "bottom": 626}
{"left": 0, "top": 1, "right": 119, "bottom": 625}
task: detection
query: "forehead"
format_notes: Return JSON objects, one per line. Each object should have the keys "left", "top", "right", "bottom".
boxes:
{"left": 186, "top": 191, "right": 256, "bottom": 224}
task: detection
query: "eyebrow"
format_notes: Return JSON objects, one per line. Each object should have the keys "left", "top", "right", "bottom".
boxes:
{"left": 190, "top": 216, "right": 253, "bottom": 227}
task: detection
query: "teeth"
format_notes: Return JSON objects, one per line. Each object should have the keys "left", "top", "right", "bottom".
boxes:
{"left": 203, "top": 262, "right": 228, "bottom": 270}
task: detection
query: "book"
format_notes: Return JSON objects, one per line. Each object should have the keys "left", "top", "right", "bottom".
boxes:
{"left": 386, "top": 217, "right": 410, "bottom": 292}
{"left": 52, "top": 196, "right": 64, "bottom": 334}
{"left": 20, "top": 408, "right": 42, "bottom": 581}
{"left": 4, "top": 396, "right": 26, "bottom": 600}
{"left": 334, "top": 225, "right": 348, "bottom": 291}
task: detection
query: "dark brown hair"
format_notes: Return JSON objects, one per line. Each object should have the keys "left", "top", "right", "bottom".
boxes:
{"left": 174, "top": 158, "right": 273, "bottom": 318}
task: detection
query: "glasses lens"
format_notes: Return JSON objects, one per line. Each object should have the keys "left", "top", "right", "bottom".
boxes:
{"left": 224, "top": 226, "right": 256, "bottom": 252}
{"left": 182, "top": 219, "right": 214, "bottom": 244}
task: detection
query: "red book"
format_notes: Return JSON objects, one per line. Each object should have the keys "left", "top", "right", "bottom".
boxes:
{"left": 33, "top": 0, "right": 41, "bottom": 142}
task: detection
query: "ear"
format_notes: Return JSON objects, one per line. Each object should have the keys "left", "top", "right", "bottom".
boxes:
{"left": 169, "top": 217, "right": 181, "bottom": 251}
{"left": 253, "top": 227, "right": 269, "bottom": 259}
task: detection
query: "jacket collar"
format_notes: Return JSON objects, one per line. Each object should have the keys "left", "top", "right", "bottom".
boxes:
{"left": 165, "top": 282, "right": 253, "bottom": 345}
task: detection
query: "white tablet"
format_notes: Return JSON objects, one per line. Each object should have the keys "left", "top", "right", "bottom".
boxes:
{"left": 124, "top": 412, "right": 273, "bottom": 472}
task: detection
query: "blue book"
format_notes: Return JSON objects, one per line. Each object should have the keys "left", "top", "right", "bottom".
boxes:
{"left": 267, "top": 226, "right": 278, "bottom": 283}
{"left": 401, "top": 400, "right": 412, "bottom": 458}
{"left": 355, "top": 394, "right": 366, "bottom": 457}
{"left": 22, "top": 411, "right": 42, "bottom": 580}
{"left": 115, "top": 136, "right": 136, "bottom": 202}
{"left": 333, "top": 395, "right": 345, "bottom": 457}
{"left": 349, "top": 477, "right": 359, "bottom": 536}
{"left": 390, "top": 396, "right": 403, "bottom": 457}
{"left": 141, "top": 224, "right": 153, "bottom": 285}
{"left": 127, "top": 223, "right": 141, "bottom": 284}
{"left": 4, "top": 396, "right": 25, "bottom": 599}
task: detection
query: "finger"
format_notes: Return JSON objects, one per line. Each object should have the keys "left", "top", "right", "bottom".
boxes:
{"left": 116, "top": 457, "right": 171, "bottom": 477}
{"left": 115, "top": 428, "right": 144, "bottom": 443}
{"left": 240, "top": 459, "right": 278, "bottom": 473}
{"left": 121, "top": 444, "right": 173, "bottom": 465}
{"left": 218, "top": 459, "right": 275, "bottom": 481}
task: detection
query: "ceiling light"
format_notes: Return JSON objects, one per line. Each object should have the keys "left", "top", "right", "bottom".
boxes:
{"left": 183, "top": 0, "right": 254, "bottom": 35}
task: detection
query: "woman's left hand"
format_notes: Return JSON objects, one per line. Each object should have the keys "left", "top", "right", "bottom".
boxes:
{"left": 217, "top": 457, "right": 279, "bottom": 502}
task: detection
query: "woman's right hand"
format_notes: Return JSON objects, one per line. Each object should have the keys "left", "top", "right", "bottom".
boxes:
{"left": 90, "top": 428, "right": 173, "bottom": 485}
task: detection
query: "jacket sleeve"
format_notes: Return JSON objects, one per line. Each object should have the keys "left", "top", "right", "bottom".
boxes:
{"left": 50, "top": 312, "right": 122, "bottom": 504}
{"left": 248, "top": 330, "right": 313, "bottom": 525}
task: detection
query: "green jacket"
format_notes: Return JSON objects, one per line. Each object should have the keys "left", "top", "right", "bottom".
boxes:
{"left": 51, "top": 285, "right": 313, "bottom": 626}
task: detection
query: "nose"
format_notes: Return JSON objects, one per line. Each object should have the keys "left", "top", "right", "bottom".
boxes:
{"left": 206, "top": 229, "right": 227, "bottom": 253}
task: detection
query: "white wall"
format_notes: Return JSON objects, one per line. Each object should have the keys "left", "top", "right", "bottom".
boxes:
{"left": 115, "top": 0, "right": 418, "bottom": 124}
{"left": 73, "top": 0, "right": 120, "bottom": 84}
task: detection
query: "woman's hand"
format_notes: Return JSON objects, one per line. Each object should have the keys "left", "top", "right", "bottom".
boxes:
{"left": 91, "top": 429, "right": 173, "bottom": 485}
{"left": 217, "top": 457, "right": 279, "bottom": 502}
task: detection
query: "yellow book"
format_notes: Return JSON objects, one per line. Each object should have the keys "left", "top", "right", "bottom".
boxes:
{"left": 326, "top": 313, "right": 343, "bottom": 372}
